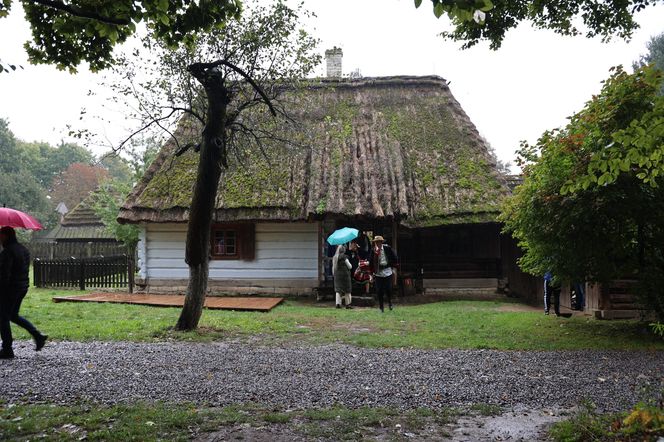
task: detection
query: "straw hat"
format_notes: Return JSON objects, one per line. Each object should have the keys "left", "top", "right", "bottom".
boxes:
{"left": 372, "top": 235, "right": 385, "bottom": 242}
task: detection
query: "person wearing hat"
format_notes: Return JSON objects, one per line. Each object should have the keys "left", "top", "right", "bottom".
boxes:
{"left": 0, "top": 226, "right": 47, "bottom": 359}
{"left": 370, "top": 235, "right": 399, "bottom": 312}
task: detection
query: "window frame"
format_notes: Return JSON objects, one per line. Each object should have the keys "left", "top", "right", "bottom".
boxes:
{"left": 209, "top": 223, "right": 255, "bottom": 261}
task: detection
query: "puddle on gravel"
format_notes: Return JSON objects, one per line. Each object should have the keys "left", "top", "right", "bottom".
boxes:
{"left": 197, "top": 408, "right": 565, "bottom": 441}
{"left": 448, "top": 408, "right": 563, "bottom": 441}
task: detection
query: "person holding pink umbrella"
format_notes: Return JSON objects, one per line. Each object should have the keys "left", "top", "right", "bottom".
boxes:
{"left": 0, "top": 226, "right": 47, "bottom": 359}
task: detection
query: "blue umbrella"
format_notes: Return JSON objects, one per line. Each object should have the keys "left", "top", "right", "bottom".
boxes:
{"left": 327, "top": 227, "right": 359, "bottom": 246}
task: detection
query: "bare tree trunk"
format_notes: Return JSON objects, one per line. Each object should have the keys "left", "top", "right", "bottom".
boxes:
{"left": 176, "top": 68, "right": 229, "bottom": 331}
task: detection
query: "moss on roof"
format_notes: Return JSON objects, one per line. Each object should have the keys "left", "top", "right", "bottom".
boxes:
{"left": 119, "top": 76, "right": 509, "bottom": 227}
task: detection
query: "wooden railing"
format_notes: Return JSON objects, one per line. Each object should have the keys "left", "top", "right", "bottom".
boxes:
{"left": 33, "top": 255, "right": 134, "bottom": 292}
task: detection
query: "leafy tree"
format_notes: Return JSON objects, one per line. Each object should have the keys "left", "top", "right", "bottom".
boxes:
{"left": 111, "top": 0, "right": 319, "bottom": 330}
{"left": 16, "top": 140, "right": 93, "bottom": 187}
{"left": 0, "top": 118, "right": 22, "bottom": 173}
{"left": 634, "top": 30, "right": 664, "bottom": 94}
{"left": 50, "top": 161, "right": 109, "bottom": 209}
{"left": 0, "top": 119, "right": 55, "bottom": 227}
{"left": 91, "top": 179, "right": 138, "bottom": 249}
{"left": 415, "top": 0, "right": 662, "bottom": 50}
{"left": 99, "top": 152, "right": 133, "bottom": 183}
{"left": 91, "top": 142, "right": 157, "bottom": 248}
{"left": 0, "top": 0, "right": 242, "bottom": 72}
{"left": 501, "top": 65, "right": 664, "bottom": 319}
{"left": 0, "top": 171, "right": 56, "bottom": 228}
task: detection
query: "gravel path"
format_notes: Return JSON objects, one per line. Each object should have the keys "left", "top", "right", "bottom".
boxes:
{"left": 0, "top": 341, "right": 661, "bottom": 411}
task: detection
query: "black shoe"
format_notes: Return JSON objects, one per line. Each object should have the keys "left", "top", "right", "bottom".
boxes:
{"left": 389, "top": 304, "right": 393, "bottom": 311}
{"left": 544, "top": 310, "right": 549, "bottom": 315}
{"left": 336, "top": 304, "right": 341, "bottom": 309}
{"left": 35, "top": 335, "right": 48, "bottom": 351}
{"left": 0, "top": 349, "right": 14, "bottom": 359}
{"left": 346, "top": 305, "right": 353, "bottom": 309}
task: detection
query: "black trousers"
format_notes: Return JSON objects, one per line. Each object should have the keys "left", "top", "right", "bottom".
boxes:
{"left": 374, "top": 275, "right": 392, "bottom": 311}
{"left": 544, "top": 281, "right": 561, "bottom": 315}
{"left": 1, "top": 287, "right": 41, "bottom": 351}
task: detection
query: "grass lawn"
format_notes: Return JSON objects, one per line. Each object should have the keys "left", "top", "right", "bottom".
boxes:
{"left": 13, "top": 287, "right": 663, "bottom": 351}
{"left": 0, "top": 401, "right": 463, "bottom": 441}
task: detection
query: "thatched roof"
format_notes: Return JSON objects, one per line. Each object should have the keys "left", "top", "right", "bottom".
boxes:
{"left": 118, "top": 76, "right": 509, "bottom": 228}
{"left": 44, "top": 193, "right": 117, "bottom": 241}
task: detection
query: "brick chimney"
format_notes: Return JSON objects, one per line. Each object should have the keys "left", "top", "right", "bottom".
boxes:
{"left": 325, "top": 47, "right": 343, "bottom": 78}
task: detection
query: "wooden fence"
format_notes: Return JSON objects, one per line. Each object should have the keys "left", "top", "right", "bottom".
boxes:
{"left": 30, "top": 241, "right": 130, "bottom": 259}
{"left": 33, "top": 255, "right": 134, "bottom": 292}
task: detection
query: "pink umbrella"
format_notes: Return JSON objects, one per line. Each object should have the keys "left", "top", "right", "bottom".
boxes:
{"left": 0, "top": 207, "right": 43, "bottom": 230}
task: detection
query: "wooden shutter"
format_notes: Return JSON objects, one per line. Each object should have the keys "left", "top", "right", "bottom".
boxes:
{"left": 240, "top": 223, "right": 256, "bottom": 261}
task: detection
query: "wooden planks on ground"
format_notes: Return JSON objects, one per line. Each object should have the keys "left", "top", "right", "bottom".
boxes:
{"left": 52, "top": 293, "right": 283, "bottom": 312}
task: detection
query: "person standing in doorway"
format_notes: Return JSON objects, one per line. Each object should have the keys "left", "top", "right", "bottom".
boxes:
{"left": 0, "top": 226, "right": 47, "bottom": 359}
{"left": 370, "top": 236, "right": 398, "bottom": 312}
{"left": 544, "top": 271, "right": 561, "bottom": 316}
{"left": 333, "top": 245, "right": 353, "bottom": 309}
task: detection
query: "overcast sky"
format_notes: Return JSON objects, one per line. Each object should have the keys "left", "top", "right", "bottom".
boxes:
{"left": 0, "top": 0, "right": 663, "bottom": 170}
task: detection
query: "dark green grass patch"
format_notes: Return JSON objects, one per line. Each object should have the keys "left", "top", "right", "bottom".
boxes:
{"left": 0, "top": 401, "right": 467, "bottom": 442}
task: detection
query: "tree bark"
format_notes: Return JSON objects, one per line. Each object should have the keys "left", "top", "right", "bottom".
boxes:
{"left": 175, "top": 68, "right": 229, "bottom": 331}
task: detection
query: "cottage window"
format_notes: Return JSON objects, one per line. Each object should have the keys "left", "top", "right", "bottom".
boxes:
{"left": 210, "top": 223, "right": 255, "bottom": 261}
{"left": 213, "top": 230, "right": 237, "bottom": 256}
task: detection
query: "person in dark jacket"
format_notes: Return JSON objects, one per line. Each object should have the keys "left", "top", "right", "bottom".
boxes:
{"left": 370, "top": 235, "right": 398, "bottom": 312}
{"left": 543, "top": 271, "right": 561, "bottom": 316}
{"left": 0, "top": 226, "right": 47, "bottom": 359}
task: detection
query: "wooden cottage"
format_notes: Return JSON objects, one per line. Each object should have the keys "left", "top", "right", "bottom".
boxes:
{"left": 118, "top": 74, "right": 513, "bottom": 296}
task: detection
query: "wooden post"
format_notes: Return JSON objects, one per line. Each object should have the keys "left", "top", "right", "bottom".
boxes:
{"left": 79, "top": 258, "right": 86, "bottom": 291}
{"left": 33, "top": 258, "right": 40, "bottom": 288}
{"left": 128, "top": 255, "right": 135, "bottom": 294}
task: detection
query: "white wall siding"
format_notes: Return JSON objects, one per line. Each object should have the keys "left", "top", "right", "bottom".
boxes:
{"left": 145, "top": 222, "right": 319, "bottom": 281}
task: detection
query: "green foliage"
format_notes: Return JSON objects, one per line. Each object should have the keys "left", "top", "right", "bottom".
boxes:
{"left": 433, "top": 0, "right": 658, "bottom": 50}
{"left": 0, "top": 170, "right": 56, "bottom": 228}
{"left": 0, "top": 119, "right": 56, "bottom": 227}
{"left": 650, "top": 322, "right": 664, "bottom": 339}
{"left": 99, "top": 152, "right": 133, "bottom": 183}
{"left": 549, "top": 399, "right": 664, "bottom": 442}
{"left": 23, "top": 142, "right": 93, "bottom": 188}
{"left": 415, "top": 0, "right": 493, "bottom": 22}
{"left": 634, "top": 31, "right": 664, "bottom": 95}
{"left": 0, "top": 0, "right": 242, "bottom": 72}
{"left": 501, "top": 65, "right": 664, "bottom": 319}
{"left": 91, "top": 179, "right": 139, "bottom": 249}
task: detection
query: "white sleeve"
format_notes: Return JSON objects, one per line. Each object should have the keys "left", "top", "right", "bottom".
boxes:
{"left": 345, "top": 259, "right": 352, "bottom": 270}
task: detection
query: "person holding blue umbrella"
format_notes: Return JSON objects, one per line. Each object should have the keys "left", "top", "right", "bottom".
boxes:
{"left": 327, "top": 227, "right": 359, "bottom": 246}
